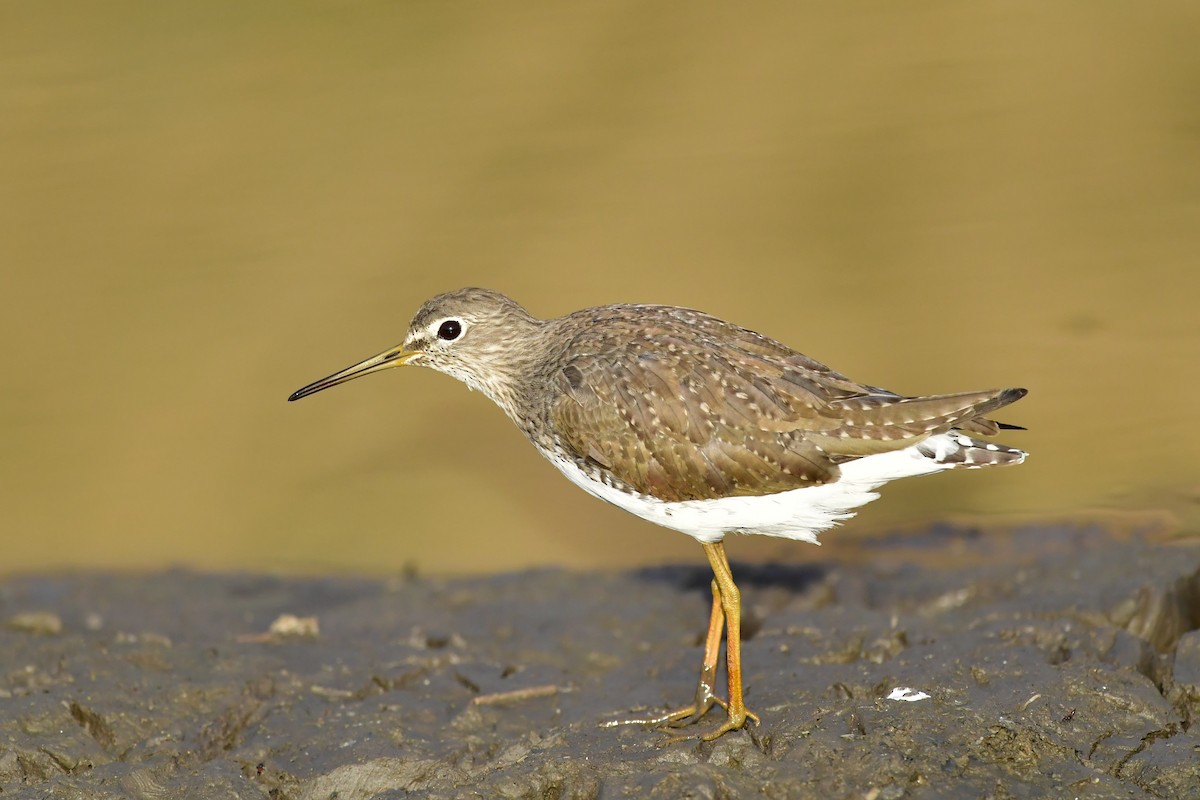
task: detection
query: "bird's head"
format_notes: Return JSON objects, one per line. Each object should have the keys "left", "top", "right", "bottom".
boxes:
{"left": 288, "top": 288, "right": 541, "bottom": 408}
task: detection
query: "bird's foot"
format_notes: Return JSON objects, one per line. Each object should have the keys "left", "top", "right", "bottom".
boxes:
{"left": 601, "top": 681, "right": 724, "bottom": 730}
{"left": 657, "top": 697, "right": 759, "bottom": 743}
{"left": 690, "top": 703, "right": 760, "bottom": 742}
{"left": 601, "top": 697, "right": 720, "bottom": 730}
{"left": 603, "top": 683, "right": 759, "bottom": 741}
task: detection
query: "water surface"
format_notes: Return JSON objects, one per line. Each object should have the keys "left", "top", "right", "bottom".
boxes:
{"left": 2, "top": 2, "right": 1197, "bottom": 574}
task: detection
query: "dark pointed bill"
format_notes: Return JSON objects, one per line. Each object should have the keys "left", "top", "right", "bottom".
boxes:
{"left": 288, "top": 348, "right": 420, "bottom": 401}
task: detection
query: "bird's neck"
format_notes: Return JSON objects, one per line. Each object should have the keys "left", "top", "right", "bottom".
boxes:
{"left": 453, "top": 318, "right": 553, "bottom": 433}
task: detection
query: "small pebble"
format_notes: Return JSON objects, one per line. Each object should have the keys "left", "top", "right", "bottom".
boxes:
{"left": 6, "top": 612, "right": 63, "bottom": 635}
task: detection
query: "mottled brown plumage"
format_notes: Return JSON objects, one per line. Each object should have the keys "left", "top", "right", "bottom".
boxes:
{"left": 289, "top": 287, "right": 1028, "bottom": 741}
{"left": 543, "top": 303, "right": 1024, "bottom": 503}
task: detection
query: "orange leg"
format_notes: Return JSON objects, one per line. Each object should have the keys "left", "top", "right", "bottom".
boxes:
{"left": 698, "top": 541, "right": 759, "bottom": 740}
{"left": 607, "top": 577, "right": 727, "bottom": 729}
{"left": 663, "top": 576, "right": 729, "bottom": 725}
{"left": 603, "top": 541, "right": 758, "bottom": 739}
{"left": 693, "top": 577, "right": 728, "bottom": 715}
{"left": 604, "top": 542, "right": 763, "bottom": 743}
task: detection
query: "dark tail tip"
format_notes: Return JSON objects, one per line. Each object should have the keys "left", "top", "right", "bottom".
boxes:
{"left": 991, "top": 387, "right": 1028, "bottom": 430}
{"left": 1002, "top": 387, "right": 1029, "bottom": 403}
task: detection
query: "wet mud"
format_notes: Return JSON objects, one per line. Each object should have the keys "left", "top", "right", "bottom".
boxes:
{"left": 2, "top": 524, "right": 1199, "bottom": 799}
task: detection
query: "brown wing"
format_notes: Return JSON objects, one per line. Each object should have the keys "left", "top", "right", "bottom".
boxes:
{"left": 810, "top": 389, "right": 1027, "bottom": 456}
{"left": 546, "top": 306, "right": 1025, "bottom": 502}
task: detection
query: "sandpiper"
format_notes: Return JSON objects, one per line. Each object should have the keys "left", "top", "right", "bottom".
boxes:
{"left": 289, "top": 287, "right": 1027, "bottom": 740}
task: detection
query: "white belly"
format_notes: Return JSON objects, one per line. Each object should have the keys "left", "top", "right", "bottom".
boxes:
{"left": 545, "top": 434, "right": 974, "bottom": 544}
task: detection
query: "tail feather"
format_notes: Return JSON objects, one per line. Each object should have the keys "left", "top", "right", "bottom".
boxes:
{"left": 819, "top": 387, "right": 1028, "bottom": 457}
{"left": 918, "top": 431, "right": 1028, "bottom": 468}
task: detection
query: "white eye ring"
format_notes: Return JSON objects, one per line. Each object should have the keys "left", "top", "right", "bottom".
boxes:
{"left": 430, "top": 317, "right": 468, "bottom": 342}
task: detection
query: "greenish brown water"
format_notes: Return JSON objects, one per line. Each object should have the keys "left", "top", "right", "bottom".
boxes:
{"left": 2, "top": 2, "right": 1198, "bottom": 575}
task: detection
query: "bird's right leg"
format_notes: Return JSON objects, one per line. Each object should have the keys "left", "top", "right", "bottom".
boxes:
{"left": 602, "top": 576, "right": 726, "bottom": 730}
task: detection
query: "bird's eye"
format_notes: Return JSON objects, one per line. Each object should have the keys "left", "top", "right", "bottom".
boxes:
{"left": 437, "top": 320, "right": 462, "bottom": 341}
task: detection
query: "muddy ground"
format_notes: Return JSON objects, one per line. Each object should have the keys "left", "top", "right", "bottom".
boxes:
{"left": 2, "top": 524, "right": 1199, "bottom": 799}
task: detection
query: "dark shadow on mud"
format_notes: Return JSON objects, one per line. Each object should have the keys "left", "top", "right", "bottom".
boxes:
{"left": 631, "top": 561, "right": 828, "bottom": 595}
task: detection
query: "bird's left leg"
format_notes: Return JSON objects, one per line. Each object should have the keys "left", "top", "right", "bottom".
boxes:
{"left": 657, "top": 576, "right": 728, "bottom": 726}
{"left": 604, "top": 575, "right": 726, "bottom": 729}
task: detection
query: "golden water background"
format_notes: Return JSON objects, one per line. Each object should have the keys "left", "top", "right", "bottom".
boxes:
{"left": 3, "top": 3, "right": 1198, "bottom": 575}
